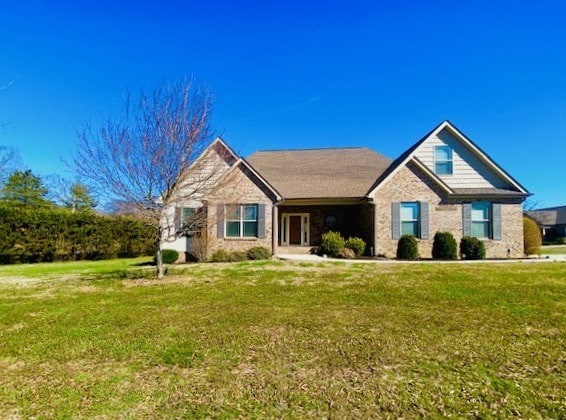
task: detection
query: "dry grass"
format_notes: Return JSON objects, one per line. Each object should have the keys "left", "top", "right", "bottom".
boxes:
{"left": 0, "top": 259, "right": 564, "bottom": 417}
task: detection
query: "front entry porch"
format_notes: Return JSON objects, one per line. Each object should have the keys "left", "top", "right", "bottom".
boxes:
{"left": 275, "top": 202, "right": 375, "bottom": 255}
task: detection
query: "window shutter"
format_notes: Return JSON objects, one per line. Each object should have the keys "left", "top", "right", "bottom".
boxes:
{"left": 419, "top": 201, "right": 429, "bottom": 240}
{"left": 216, "top": 204, "right": 225, "bottom": 239}
{"left": 391, "top": 202, "right": 400, "bottom": 240}
{"left": 257, "top": 204, "right": 266, "bottom": 238}
{"left": 492, "top": 203, "right": 502, "bottom": 240}
{"left": 462, "top": 203, "right": 472, "bottom": 237}
{"left": 174, "top": 207, "right": 182, "bottom": 233}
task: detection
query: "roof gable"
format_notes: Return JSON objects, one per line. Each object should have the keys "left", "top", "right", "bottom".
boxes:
{"left": 368, "top": 121, "right": 530, "bottom": 197}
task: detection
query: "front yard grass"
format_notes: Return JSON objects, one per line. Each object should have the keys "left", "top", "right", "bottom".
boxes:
{"left": 0, "top": 259, "right": 564, "bottom": 417}
{"left": 541, "top": 245, "right": 566, "bottom": 255}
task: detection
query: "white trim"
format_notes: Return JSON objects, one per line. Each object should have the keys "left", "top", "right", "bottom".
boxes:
{"left": 433, "top": 144, "right": 453, "bottom": 175}
{"left": 281, "top": 213, "right": 310, "bottom": 246}
{"left": 410, "top": 158, "right": 454, "bottom": 194}
{"left": 225, "top": 204, "right": 259, "bottom": 238}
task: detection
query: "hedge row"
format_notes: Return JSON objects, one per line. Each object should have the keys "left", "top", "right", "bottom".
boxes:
{"left": 0, "top": 205, "right": 155, "bottom": 264}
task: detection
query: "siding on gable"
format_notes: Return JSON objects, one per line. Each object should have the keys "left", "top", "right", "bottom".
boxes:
{"left": 413, "top": 128, "right": 509, "bottom": 189}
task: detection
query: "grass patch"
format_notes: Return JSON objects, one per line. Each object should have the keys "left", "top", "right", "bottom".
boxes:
{"left": 541, "top": 245, "right": 566, "bottom": 255}
{"left": 0, "top": 259, "right": 564, "bottom": 417}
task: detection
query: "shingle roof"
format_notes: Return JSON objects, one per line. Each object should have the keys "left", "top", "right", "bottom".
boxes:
{"left": 246, "top": 147, "right": 392, "bottom": 199}
{"left": 527, "top": 206, "right": 566, "bottom": 226}
{"left": 451, "top": 188, "right": 527, "bottom": 197}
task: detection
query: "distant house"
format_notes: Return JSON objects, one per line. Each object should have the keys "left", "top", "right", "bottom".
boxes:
{"left": 526, "top": 206, "right": 566, "bottom": 241}
{"left": 164, "top": 120, "right": 530, "bottom": 260}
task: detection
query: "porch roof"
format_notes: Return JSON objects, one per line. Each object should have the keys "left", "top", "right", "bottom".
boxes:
{"left": 246, "top": 147, "right": 392, "bottom": 199}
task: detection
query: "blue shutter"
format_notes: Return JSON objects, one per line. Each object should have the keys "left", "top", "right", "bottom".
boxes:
{"left": 392, "top": 202, "right": 401, "bottom": 240}
{"left": 174, "top": 207, "right": 182, "bottom": 233}
{"left": 216, "top": 204, "right": 225, "bottom": 239}
{"left": 462, "top": 203, "right": 472, "bottom": 237}
{"left": 419, "top": 201, "right": 429, "bottom": 240}
{"left": 257, "top": 204, "right": 266, "bottom": 238}
{"left": 492, "top": 203, "right": 502, "bottom": 240}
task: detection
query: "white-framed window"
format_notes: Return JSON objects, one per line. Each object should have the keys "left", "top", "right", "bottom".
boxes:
{"left": 181, "top": 207, "right": 199, "bottom": 235}
{"left": 182, "top": 207, "right": 196, "bottom": 221}
{"left": 471, "top": 202, "right": 491, "bottom": 238}
{"left": 226, "top": 204, "right": 258, "bottom": 237}
{"left": 435, "top": 145, "right": 453, "bottom": 175}
{"left": 401, "top": 202, "right": 420, "bottom": 237}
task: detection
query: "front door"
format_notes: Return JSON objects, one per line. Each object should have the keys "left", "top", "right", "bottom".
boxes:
{"left": 281, "top": 213, "right": 310, "bottom": 246}
{"left": 289, "top": 215, "right": 302, "bottom": 245}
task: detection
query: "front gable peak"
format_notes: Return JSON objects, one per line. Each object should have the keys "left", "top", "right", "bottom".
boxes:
{"left": 368, "top": 121, "right": 530, "bottom": 197}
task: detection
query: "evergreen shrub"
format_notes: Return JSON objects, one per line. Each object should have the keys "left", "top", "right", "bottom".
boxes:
{"left": 523, "top": 217, "right": 542, "bottom": 255}
{"left": 345, "top": 237, "right": 366, "bottom": 257}
{"left": 396, "top": 234, "right": 418, "bottom": 260}
{"left": 247, "top": 246, "right": 271, "bottom": 260}
{"left": 210, "top": 249, "right": 231, "bottom": 262}
{"left": 159, "top": 249, "right": 179, "bottom": 264}
{"left": 432, "top": 231, "right": 458, "bottom": 260}
{"left": 321, "top": 231, "right": 345, "bottom": 257}
{"left": 460, "top": 236, "right": 486, "bottom": 260}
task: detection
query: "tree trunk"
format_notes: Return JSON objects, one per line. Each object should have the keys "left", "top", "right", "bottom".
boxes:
{"left": 156, "top": 248, "right": 164, "bottom": 279}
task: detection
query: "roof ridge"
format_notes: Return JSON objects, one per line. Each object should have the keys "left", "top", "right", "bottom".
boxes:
{"left": 532, "top": 206, "right": 566, "bottom": 211}
{"left": 254, "top": 146, "right": 368, "bottom": 152}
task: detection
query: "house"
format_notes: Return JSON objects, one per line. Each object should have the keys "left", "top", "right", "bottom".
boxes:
{"left": 164, "top": 120, "right": 530, "bottom": 260}
{"left": 526, "top": 206, "right": 566, "bottom": 242}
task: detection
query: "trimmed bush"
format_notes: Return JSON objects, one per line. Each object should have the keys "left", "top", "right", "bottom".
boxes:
{"left": 460, "top": 236, "right": 486, "bottom": 260}
{"left": 0, "top": 204, "right": 155, "bottom": 264}
{"left": 247, "top": 246, "right": 271, "bottom": 260}
{"left": 159, "top": 249, "right": 179, "bottom": 264}
{"left": 210, "top": 249, "right": 230, "bottom": 262}
{"left": 229, "top": 251, "right": 248, "bottom": 262}
{"left": 336, "top": 247, "right": 355, "bottom": 259}
{"left": 523, "top": 217, "right": 542, "bottom": 255}
{"left": 320, "top": 231, "right": 345, "bottom": 257}
{"left": 345, "top": 237, "right": 366, "bottom": 257}
{"left": 396, "top": 234, "right": 418, "bottom": 260}
{"left": 432, "top": 231, "right": 458, "bottom": 260}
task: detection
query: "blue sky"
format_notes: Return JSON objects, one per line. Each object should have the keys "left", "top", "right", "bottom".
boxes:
{"left": 1, "top": 0, "right": 565, "bottom": 208}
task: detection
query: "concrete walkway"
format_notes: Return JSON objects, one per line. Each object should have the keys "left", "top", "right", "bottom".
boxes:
{"left": 276, "top": 253, "right": 566, "bottom": 264}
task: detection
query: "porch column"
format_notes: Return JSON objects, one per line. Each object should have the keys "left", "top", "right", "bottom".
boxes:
{"left": 272, "top": 204, "right": 279, "bottom": 256}
{"left": 371, "top": 202, "right": 377, "bottom": 256}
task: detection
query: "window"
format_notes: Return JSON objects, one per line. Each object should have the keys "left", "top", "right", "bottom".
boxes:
{"left": 471, "top": 202, "right": 491, "bottom": 238}
{"left": 182, "top": 207, "right": 196, "bottom": 221}
{"left": 401, "top": 202, "right": 420, "bottom": 236}
{"left": 226, "top": 204, "right": 258, "bottom": 237}
{"left": 181, "top": 207, "right": 204, "bottom": 237}
{"left": 435, "top": 145, "right": 453, "bottom": 175}
{"left": 324, "top": 215, "right": 337, "bottom": 229}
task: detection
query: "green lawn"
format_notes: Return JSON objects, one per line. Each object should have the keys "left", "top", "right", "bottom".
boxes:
{"left": 541, "top": 245, "right": 566, "bottom": 255}
{"left": 0, "top": 259, "right": 564, "bottom": 417}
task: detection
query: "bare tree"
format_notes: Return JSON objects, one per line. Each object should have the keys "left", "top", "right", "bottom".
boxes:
{"left": 0, "top": 146, "right": 18, "bottom": 181}
{"left": 46, "top": 174, "right": 97, "bottom": 212}
{"left": 72, "top": 77, "right": 224, "bottom": 277}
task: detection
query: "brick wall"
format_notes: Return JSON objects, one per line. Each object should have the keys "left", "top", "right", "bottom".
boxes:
{"left": 373, "top": 162, "right": 525, "bottom": 258}
{"left": 205, "top": 164, "right": 275, "bottom": 258}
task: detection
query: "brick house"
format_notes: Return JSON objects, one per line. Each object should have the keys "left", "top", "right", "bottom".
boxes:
{"left": 164, "top": 121, "right": 530, "bottom": 260}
